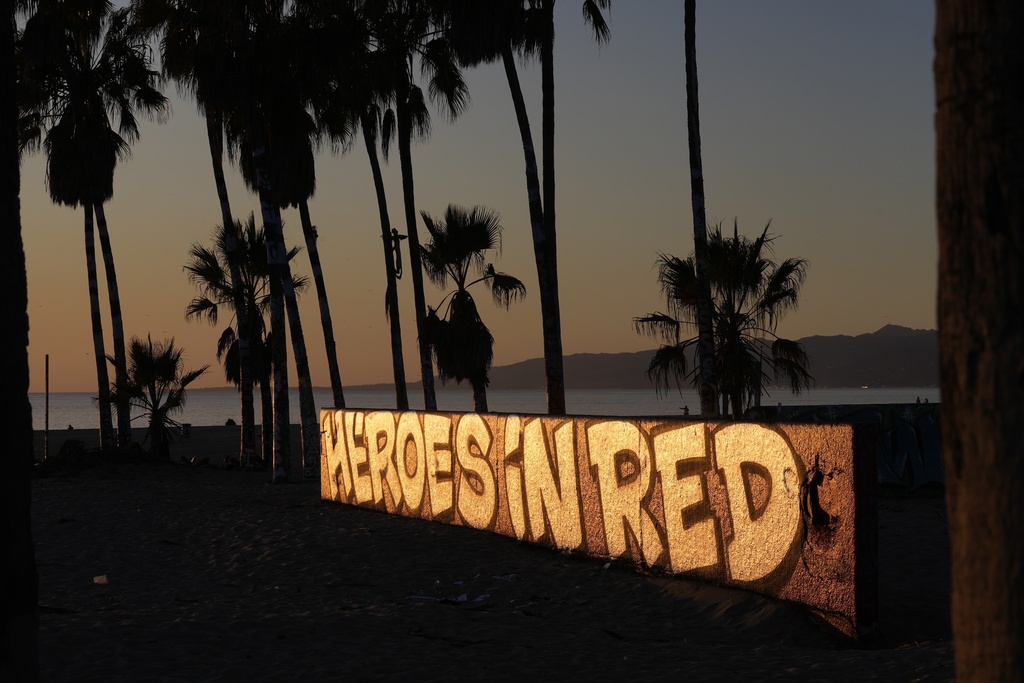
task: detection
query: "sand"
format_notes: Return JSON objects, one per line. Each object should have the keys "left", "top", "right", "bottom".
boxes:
{"left": 31, "top": 427, "right": 953, "bottom": 681}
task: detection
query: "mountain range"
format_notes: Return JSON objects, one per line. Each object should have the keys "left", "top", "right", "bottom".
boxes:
{"left": 356, "top": 325, "right": 938, "bottom": 391}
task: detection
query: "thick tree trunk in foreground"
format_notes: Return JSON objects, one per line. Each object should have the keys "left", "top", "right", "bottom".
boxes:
{"left": 84, "top": 204, "right": 115, "bottom": 449}
{"left": 93, "top": 202, "right": 132, "bottom": 443}
{"left": 362, "top": 118, "right": 408, "bottom": 410}
{"left": 936, "top": 1, "right": 1024, "bottom": 680}
{"left": 298, "top": 199, "right": 345, "bottom": 409}
{"left": 684, "top": 0, "right": 719, "bottom": 417}
{"left": 206, "top": 114, "right": 256, "bottom": 468}
{"left": 1, "top": 7, "right": 39, "bottom": 678}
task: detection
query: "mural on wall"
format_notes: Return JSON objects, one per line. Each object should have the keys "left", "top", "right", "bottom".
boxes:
{"left": 320, "top": 410, "right": 878, "bottom": 639}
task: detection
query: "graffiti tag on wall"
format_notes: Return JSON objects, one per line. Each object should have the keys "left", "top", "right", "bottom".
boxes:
{"left": 320, "top": 410, "right": 876, "bottom": 639}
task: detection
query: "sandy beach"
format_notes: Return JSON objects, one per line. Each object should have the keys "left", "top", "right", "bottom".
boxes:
{"left": 31, "top": 426, "right": 953, "bottom": 681}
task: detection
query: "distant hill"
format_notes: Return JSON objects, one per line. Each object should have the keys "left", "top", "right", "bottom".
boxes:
{"left": 798, "top": 324, "right": 938, "bottom": 388}
{"left": 354, "top": 325, "right": 938, "bottom": 391}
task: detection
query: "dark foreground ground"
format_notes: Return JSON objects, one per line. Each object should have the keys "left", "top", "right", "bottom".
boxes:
{"left": 31, "top": 428, "right": 952, "bottom": 681}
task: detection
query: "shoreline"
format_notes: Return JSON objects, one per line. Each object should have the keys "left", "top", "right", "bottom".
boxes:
{"left": 33, "top": 425, "right": 302, "bottom": 471}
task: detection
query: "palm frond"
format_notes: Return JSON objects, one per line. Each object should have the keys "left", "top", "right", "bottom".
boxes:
{"left": 380, "top": 107, "right": 396, "bottom": 160}
{"left": 487, "top": 269, "right": 526, "bottom": 309}
{"left": 633, "top": 312, "right": 681, "bottom": 343}
{"left": 645, "top": 343, "right": 694, "bottom": 397}
{"left": 582, "top": 0, "right": 612, "bottom": 44}
{"left": 771, "top": 338, "right": 813, "bottom": 394}
{"left": 422, "top": 37, "right": 469, "bottom": 122}
{"left": 405, "top": 83, "right": 431, "bottom": 139}
{"left": 184, "top": 296, "right": 219, "bottom": 325}
{"left": 655, "top": 253, "right": 697, "bottom": 316}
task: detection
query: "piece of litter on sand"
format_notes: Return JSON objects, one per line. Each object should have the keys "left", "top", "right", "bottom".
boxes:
{"left": 93, "top": 575, "right": 109, "bottom": 585}
{"left": 603, "top": 563, "right": 611, "bottom": 570}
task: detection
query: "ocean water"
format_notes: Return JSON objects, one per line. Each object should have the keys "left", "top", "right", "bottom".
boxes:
{"left": 28, "top": 386, "right": 941, "bottom": 431}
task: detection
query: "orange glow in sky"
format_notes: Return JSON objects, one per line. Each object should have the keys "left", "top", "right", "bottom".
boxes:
{"left": 21, "top": 1, "right": 936, "bottom": 393}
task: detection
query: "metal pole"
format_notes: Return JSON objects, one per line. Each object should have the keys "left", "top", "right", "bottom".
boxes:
{"left": 45, "top": 353, "right": 49, "bottom": 461}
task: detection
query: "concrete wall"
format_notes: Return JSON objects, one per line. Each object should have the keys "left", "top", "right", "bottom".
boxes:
{"left": 320, "top": 410, "right": 878, "bottom": 639}
{"left": 757, "top": 403, "right": 942, "bottom": 490}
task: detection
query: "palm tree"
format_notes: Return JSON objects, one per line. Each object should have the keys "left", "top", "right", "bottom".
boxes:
{"left": 439, "top": 0, "right": 610, "bottom": 415}
{"left": 19, "top": 2, "right": 166, "bottom": 446}
{"left": 241, "top": 9, "right": 328, "bottom": 480}
{"left": 184, "top": 215, "right": 308, "bottom": 467}
{"left": 134, "top": 0, "right": 310, "bottom": 481}
{"left": 635, "top": 221, "right": 811, "bottom": 418}
{"left": 683, "top": 0, "right": 718, "bottom": 417}
{"left": 420, "top": 204, "right": 526, "bottom": 412}
{"left": 231, "top": 97, "right": 348, "bottom": 412}
{"left": 300, "top": 0, "right": 410, "bottom": 410}
{"left": 131, "top": 0, "right": 259, "bottom": 469}
{"left": 365, "top": 0, "right": 469, "bottom": 411}
{"left": 361, "top": 103, "right": 410, "bottom": 410}
{"left": 2, "top": 2, "right": 40, "bottom": 677}
{"left": 936, "top": 2, "right": 1024, "bottom": 679}
{"left": 108, "top": 336, "right": 208, "bottom": 460}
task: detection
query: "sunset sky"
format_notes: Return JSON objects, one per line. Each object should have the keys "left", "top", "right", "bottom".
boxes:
{"left": 20, "top": 0, "right": 936, "bottom": 393}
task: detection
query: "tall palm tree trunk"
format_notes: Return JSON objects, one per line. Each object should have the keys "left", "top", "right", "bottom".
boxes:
{"left": 1, "top": 7, "right": 39, "bottom": 675}
{"left": 362, "top": 117, "right": 408, "bottom": 410}
{"left": 298, "top": 199, "right": 345, "bottom": 409}
{"left": 471, "top": 378, "right": 488, "bottom": 413}
{"left": 93, "top": 202, "right": 132, "bottom": 443}
{"left": 279, "top": 214, "right": 325, "bottom": 479}
{"left": 539, "top": 0, "right": 566, "bottom": 415}
{"left": 684, "top": 0, "right": 719, "bottom": 417}
{"left": 248, "top": 121, "right": 291, "bottom": 483}
{"left": 84, "top": 204, "right": 115, "bottom": 449}
{"left": 936, "top": 1, "right": 1024, "bottom": 679}
{"left": 206, "top": 114, "right": 257, "bottom": 468}
{"left": 501, "top": 44, "right": 565, "bottom": 416}
{"left": 396, "top": 87, "right": 437, "bottom": 411}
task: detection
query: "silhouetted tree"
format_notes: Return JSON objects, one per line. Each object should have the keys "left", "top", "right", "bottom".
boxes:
{"left": 439, "top": 0, "right": 610, "bottom": 415}
{"left": 935, "top": 1, "right": 1024, "bottom": 679}
{"left": 420, "top": 205, "right": 525, "bottom": 412}
{"left": 684, "top": 0, "right": 718, "bottom": 416}
{"left": 365, "top": 0, "right": 468, "bottom": 411}
{"left": 300, "top": 0, "right": 411, "bottom": 409}
{"left": 185, "top": 216, "right": 308, "bottom": 467}
{"left": 1, "top": 2, "right": 39, "bottom": 679}
{"left": 131, "top": 0, "right": 259, "bottom": 468}
{"left": 635, "top": 222, "right": 811, "bottom": 418}
{"left": 135, "top": 0, "right": 311, "bottom": 481}
{"left": 108, "top": 336, "right": 208, "bottom": 460}
{"left": 362, "top": 104, "right": 410, "bottom": 409}
{"left": 232, "top": 99, "right": 348, "bottom": 412}
{"left": 20, "top": 2, "right": 165, "bottom": 446}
